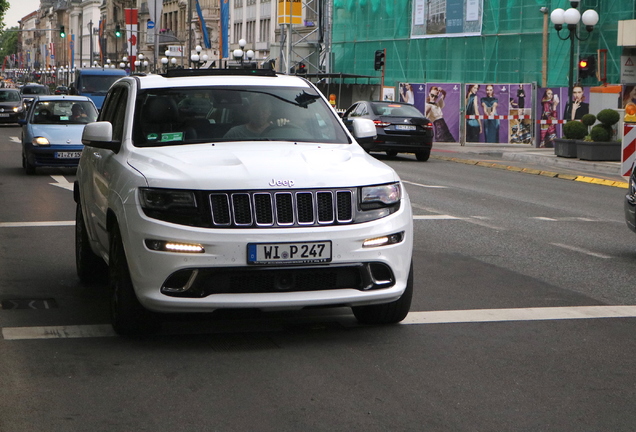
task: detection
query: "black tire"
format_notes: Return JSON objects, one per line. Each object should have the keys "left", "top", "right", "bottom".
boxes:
{"left": 109, "top": 224, "right": 160, "bottom": 335}
{"left": 385, "top": 150, "right": 398, "bottom": 157}
{"left": 24, "top": 155, "right": 35, "bottom": 174}
{"left": 75, "top": 202, "right": 108, "bottom": 284}
{"left": 415, "top": 148, "right": 431, "bottom": 162}
{"left": 352, "top": 262, "right": 413, "bottom": 325}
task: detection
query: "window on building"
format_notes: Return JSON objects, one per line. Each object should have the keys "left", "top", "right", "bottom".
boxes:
{"left": 259, "top": 18, "right": 270, "bottom": 42}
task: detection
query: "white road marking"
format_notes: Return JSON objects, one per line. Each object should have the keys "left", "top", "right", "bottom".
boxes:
{"left": 9, "top": 136, "right": 20, "bottom": 143}
{"left": 402, "top": 306, "right": 636, "bottom": 325}
{"left": 550, "top": 243, "right": 612, "bottom": 259}
{"left": 3, "top": 306, "right": 636, "bottom": 340}
{"left": 403, "top": 180, "right": 448, "bottom": 189}
{"left": 49, "top": 175, "right": 74, "bottom": 191}
{"left": 0, "top": 221, "right": 74, "bottom": 228}
{"left": 413, "top": 215, "right": 461, "bottom": 220}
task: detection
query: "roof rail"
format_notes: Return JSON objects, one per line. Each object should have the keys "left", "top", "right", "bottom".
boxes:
{"left": 162, "top": 68, "right": 278, "bottom": 78}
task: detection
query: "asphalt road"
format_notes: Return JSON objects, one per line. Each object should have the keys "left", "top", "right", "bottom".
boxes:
{"left": 1, "top": 126, "right": 635, "bottom": 432}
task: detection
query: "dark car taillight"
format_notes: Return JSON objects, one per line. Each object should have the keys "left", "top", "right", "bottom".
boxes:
{"left": 373, "top": 120, "right": 391, "bottom": 127}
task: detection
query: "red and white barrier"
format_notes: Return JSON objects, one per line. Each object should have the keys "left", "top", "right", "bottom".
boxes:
{"left": 622, "top": 124, "right": 636, "bottom": 177}
{"left": 536, "top": 119, "right": 568, "bottom": 125}
{"left": 465, "top": 115, "right": 532, "bottom": 120}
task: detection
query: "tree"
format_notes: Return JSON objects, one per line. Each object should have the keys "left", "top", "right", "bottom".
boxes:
{"left": 0, "top": 27, "right": 17, "bottom": 57}
{"left": 0, "top": 0, "right": 10, "bottom": 30}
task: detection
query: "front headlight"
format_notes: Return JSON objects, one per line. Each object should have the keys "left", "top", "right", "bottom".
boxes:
{"left": 13, "top": 106, "right": 22, "bottom": 113}
{"left": 32, "top": 137, "right": 50, "bottom": 146}
{"left": 139, "top": 188, "right": 208, "bottom": 227}
{"left": 360, "top": 182, "right": 401, "bottom": 210}
{"left": 356, "top": 182, "right": 402, "bottom": 222}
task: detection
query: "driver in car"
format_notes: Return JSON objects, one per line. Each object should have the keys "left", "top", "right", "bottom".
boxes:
{"left": 224, "top": 95, "right": 289, "bottom": 139}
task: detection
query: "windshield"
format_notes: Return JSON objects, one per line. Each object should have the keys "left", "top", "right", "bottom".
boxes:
{"left": 370, "top": 102, "right": 424, "bottom": 117}
{"left": 132, "top": 86, "right": 350, "bottom": 147}
{"left": 80, "top": 75, "right": 123, "bottom": 94}
{"left": 32, "top": 100, "right": 98, "bottom": 125}
{"left": 0, "top": 90, "right": 20, "bottom": 102}
{"left": 22, "top": 86, "right": 48, "bottom": 95}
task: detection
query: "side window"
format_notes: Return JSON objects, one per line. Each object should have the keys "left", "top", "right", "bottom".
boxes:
{"left": 345, "top": 103, "right": 359, "bottom": 117}
{"left": 354, "top": 103, "right": 367, "bottom": 116}
{"left": 100, "top": 86, "right": 129, "bottom": 142}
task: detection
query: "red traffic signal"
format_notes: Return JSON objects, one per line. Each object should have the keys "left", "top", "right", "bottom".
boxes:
{"left": 578, "top": 55, "right": 596, "bottom": 80}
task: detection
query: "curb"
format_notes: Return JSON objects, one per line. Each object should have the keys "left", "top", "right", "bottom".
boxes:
{"left": 431, "top": 155, "right": 629, "bottom": 189}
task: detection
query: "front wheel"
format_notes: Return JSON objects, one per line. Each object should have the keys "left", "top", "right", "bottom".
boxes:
{"left": 109, "top": 224, "right": 160, "bottom": 335}
{"left": 75, "top": 202, "right": 107, "bottom": 284}
{"left": 352, "top": 262, "right": 413, "bottom": 325}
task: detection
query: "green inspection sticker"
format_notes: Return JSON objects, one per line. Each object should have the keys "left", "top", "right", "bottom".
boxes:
{"left": 147, "top": 133, "right": 159, "bottom": 141}
{"left": 160, "top": 132, "right": 184, "bottom": 142}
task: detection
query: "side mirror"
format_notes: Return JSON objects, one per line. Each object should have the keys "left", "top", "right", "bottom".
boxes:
{"left": 350, "top": 118, "right": 377, "bottom": 143}
{"left": 68, "top": 85, "right": 78, "bottom": 95}
{"left": 82, "top": 121, "right": 121, "bottom": 153}
{"left": 18, "top": 118, "right": 27, "bottom": 126}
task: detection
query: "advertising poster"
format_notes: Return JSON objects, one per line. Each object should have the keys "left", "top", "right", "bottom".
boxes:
{"left": 398, "top": 82, "right": 427, "bottom": 112}
{"left": 399, "top": 83, "right": 460, "bottom": 143}
{"left": 411, "top": 0, "right": 483, "bottom": 38}
{"left": 535, "top": 86, "right": 590, "bottom": 148}
{"left": 509, "top": 84, "right": 533, "bottom": 144}
{"left": 464, "top": 84, "right": 510, "bottom": 143}
{"left": 424, "top": 83, "right": 461, "bottom": 143}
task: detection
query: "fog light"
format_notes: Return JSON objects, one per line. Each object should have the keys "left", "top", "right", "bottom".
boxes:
{"left": 362, "top": 231, "right": 404, "bottom": 248}
{"left": 145, "top": 239, "right": 205, "bottom": 253}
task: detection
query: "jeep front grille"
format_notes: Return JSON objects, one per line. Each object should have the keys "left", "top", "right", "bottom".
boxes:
{"left": 209, "top": 189, "right": 354, "bottom": 228}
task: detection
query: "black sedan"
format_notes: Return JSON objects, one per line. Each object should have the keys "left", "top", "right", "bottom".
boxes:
{"left": 0, "top": 88, "right": 24, "bottom": 124}
{"left": 342, "top": 100, "right": 433, "bottom": 161}
{"left": 54, "top": 86, "right": 69, "bottom": 95}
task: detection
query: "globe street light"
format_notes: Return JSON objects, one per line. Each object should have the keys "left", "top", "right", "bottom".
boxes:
{"left": 550, "top": 2, "right": 599, "bottom": 113}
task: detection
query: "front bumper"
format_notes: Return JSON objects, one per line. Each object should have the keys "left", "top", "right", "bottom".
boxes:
{"left": 24, "top": 144, "right": 83, "bottom": 168}
{"left": 120, "top": 196, "right": 414, "bottom": 313}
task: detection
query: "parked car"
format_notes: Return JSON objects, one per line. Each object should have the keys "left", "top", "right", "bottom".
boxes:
{"left": 342, "top": 100, "right": 434, "bottom": 161}
{"left": 54, "top": 86, "right": 69, "bottom": 95}
{"left": 20, "top": 95, "right": 98, "bottom": 174}
{"left": 0, "top": 88, "right": 25, "bottom": 124}
{"left": 75, "top": 68, "right": 413, "bottom": 335}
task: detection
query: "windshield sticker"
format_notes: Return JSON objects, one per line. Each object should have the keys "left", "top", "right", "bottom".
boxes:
{"left": 147, "top": 133, "right": 159, "bottom": 141}
{"left": 60, "top": 116, "right": 70, "bottom": 121}
{"left": 160, "top": 132, "right": 184, "bottom": 142}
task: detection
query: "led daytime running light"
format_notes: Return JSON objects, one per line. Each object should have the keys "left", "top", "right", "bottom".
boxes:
{"left": 145, "top": 239, "right": 205, "bottom": 253}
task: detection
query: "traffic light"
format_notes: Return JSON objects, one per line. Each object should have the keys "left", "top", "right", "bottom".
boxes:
{"left": 374, "top": 50, "right": 385, "bottom": 71}
{"left": 59, "top": 26, "right": 66, "bottom": 38}
{"left": 578, "top": 55, "right": 596, "bottom": 80}
{"left": 115, "top": 25, "right": 121, "bottom": 38}
{"left": 296, "top": 62, "right": 307, "bottom": 75}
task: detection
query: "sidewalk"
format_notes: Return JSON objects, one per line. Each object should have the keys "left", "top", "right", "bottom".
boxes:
{"left": 430, "top": 142, "right": 627, "bottom": 186}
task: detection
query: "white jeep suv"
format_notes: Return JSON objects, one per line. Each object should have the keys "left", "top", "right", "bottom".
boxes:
{"left": 74, "top": 69, "right": 413, "bottom": 335}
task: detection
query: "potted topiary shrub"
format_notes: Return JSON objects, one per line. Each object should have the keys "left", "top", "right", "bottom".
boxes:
{"left": 581, "top": 113, "right": 596, "bottom": 135}
{"left": 554, "top": 120, "right": 587, "bottom": 158}
{"left": 577, "top": 108, "right": 621, "bottom": 161}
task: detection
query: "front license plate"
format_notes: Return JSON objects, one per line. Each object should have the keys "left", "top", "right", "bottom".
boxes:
{"left": 55, "top": 151, "right": 82, "bottom": 159}
{"left": 0, "top": 113, "right": 10, "bottom": 117}
{"left": 395, "top": 125, "right": 416, "bottom": 131}
{"left": 248, "top": 241, "right": 332, "bottom": 265}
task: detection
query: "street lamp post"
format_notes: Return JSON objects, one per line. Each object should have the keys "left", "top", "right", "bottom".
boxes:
{"left": 190, "top": 45, "right": 209, "bottom": 69}
{"left": 549, "top": 1, "right": 599, "bottom": 112}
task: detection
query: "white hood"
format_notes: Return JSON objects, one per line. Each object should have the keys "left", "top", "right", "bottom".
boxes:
{"left": 127, "top": 142, "right": 400, "bottom": 190}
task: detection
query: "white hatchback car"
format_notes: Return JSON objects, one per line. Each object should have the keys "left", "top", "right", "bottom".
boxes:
{"left": 75, "top": 69, "right": 414, "bottom": 335}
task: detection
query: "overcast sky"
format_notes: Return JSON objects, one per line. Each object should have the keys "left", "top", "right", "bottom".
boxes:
{"left": 4, "top": 0, "right": 40, "bottom": 29}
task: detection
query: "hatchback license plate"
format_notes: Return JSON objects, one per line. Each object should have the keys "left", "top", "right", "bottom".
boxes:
{"left": 0, "top": 113, "right": 10, "bottom": 117}
{"left": 395, "top": 125, "right": 416, "bottom": 131}
{"left": 248, "top": 241, "right": 332, "bottom": 265}
{"left": 55, "top": 151, "right": 82, "bottom": 159}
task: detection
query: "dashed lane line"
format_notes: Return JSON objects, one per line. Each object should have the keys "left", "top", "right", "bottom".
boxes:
{"left": 0, "top": 221, "right": 74, "bottom": 228}
{"left": 550, "top": 242, "right": 613, "bottom": 259}
{"left": 3, "top": 306, "right": 636, "bottom": 340}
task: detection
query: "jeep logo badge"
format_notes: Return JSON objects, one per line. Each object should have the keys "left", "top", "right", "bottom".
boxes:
{"left": 269, "top": 179, "right": 295, "bottom": 187}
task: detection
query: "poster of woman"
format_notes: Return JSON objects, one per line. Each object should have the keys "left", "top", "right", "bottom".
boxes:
{"left": 509, "top": 84, "right": 533, "bottom": 144}
{"left": 424, "top": 84, "right": 460, "bottom": 142}
{"left": 538, "top": 88, "right": 559, "bottom": 148}
{"left": 465, "top": 84, "right": 482, "bottom": 143}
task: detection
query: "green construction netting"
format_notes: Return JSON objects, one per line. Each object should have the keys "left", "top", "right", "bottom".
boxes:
{"left": 331, "top": 0, "right": 635, "bottom": 87}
